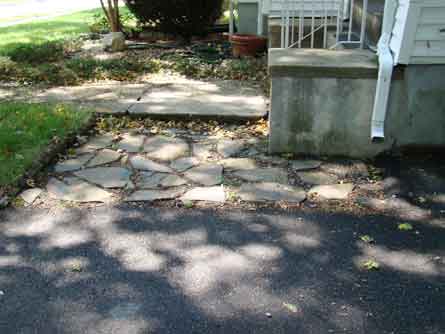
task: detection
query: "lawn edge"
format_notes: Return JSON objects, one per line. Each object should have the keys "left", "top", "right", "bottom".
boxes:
{"left": 0, "top": 110, "right": 97, "bottom": 207}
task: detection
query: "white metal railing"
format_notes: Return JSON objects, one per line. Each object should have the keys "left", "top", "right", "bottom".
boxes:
{"left": 275, "top": 0, "right": 369, "bottom": 49}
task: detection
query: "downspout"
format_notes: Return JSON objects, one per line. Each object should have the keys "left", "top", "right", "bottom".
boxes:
{"left": 257, "top": 0, "right": 263, "bottom": 35}
{"left": 371, "top": 0, "right": 398, "bottom": 141}
{"left": 229, "top": 0, "right": 235, "bottom": 35}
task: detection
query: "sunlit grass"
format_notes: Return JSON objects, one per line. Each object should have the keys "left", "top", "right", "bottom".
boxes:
{"left": 0, "top": 0, "right": 25, "bottom": 3}
{"left": 0, "top": 13, "right": 53, "bottom": 24}
{"left": 0, "top": 8, "right": 103, "bottom": 49}
{"left": 0, "top": 103, "right": 92, "bottom": 186}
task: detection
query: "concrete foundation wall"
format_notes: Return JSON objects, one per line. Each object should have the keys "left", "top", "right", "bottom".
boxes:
{"left": 269, "top": 49, "right": 445, "bottom": 158}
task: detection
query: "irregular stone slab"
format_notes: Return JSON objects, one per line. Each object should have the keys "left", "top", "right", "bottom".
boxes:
{"left": 308, "top": 183, "right": 355, "bottom": 200}
{"left": 246, "top": 147, "right": 260, "bottom": 157}
{"left": 130, "top": 156, "right": 173, "bottom": 173}
{"left": 87, "top": 149, "right": 121, "bottom": 167}
{"left": 181, "top": 186, "right": 226, "bottom": 202}
{"left": 161, "top": 175, "right": 188, "bottom": 188}
{"left": 256, "top": 154, "right": 288, "bottom": 166}
{"left": 19, "top": 188, "right": 43, "bottom": 205}
{"left": 74, "top": 167, "right": 131, "bottom": 188}
{"left": 321, "top": 160, "right": 369, "bottom": 178}
{"left": 47, "top": 177, "right": 113, "bottom": 203}
{"left": 125, "top": 188, "right": 186, "bottom": 202}
{"left": 0, "top": 195, "right": 8, "bottom": 208}
{"left": 128, "top": 79, "right": 267, "bottom": 119}
{"left": 54, "top": 154, "right": 94, "bottom": 173}
{"left": 239, "top": 183, "right": 306, "bottom": 203}
{"left": 120, "top": 154, "right": 130, "bottom": 167}
{"left": 193, "top": 143, "right": 213, "bottom": 160}
{"left": 84, "top": 134, "right": 114, "bottom": 150}
{"left": 217, "top": 139, "right": 245, "bottom": 158}
{"left": 143, "top": 136, "right": 189, "bottom": 161}
{"left": 75, "top": 145, "right": 96, "bottom": 155}
{"left": 118, "top": 134, "right": 146, "bottom": 153}
{"left": 126, "top": 181, "right": 136, "bottom": 191}
{"left": 233, "top": 168, "right": 288, "bottom": 184}
{"left": 136, "top": 172, "right": 167, "bottom": 189}
{"left": 221, "top": 158, "right": 257, "bottom": 171}
{"left": 170, "top": 157, "right": 200, "bottom": 172}
{"left": 298, "top": 171, "right": 339, "bottom": 185}
{"left": 291, "top": 160, "right": 322, "bottom": 171}
{"left": 184, "top": 164, "right": 223, "bottom": 186}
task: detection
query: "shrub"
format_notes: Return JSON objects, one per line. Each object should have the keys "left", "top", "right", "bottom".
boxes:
{"left": 0, "top": 56, "right": 161, "bottom": 87}
{"left": 65, "top": 58, "right": 156, "bottom": 81}
{"left": 89, "top": 10, "right": 141, "bottom": 35}
{"left": 2, "top": 41, "right": 65, "bottom": 64}
{"left": 0, "top": 56, "right": 17, "bottom": 78}
{"left": 124, "top": 0, "right": 224, "bottom": 38}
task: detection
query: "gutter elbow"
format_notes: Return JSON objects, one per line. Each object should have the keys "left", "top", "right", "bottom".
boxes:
{"left": 371, "top": 45, "right": 394, "bottom": 141}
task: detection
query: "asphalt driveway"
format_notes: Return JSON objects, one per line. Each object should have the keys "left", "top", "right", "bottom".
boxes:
{"left": 0, "top": 206, "right": 444, "bottom": 334}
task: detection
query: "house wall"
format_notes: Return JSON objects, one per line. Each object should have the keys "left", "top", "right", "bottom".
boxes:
{"left": 268, "top": 48, "right": 445, "bottom": 158}
{"left": 238, "top": 1, "right": 259, "bottom": 34}
{"left": 391, "top": 0, "right": 445, "bottom": 64}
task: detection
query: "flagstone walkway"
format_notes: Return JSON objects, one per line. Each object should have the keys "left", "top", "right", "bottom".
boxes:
{"left": 19, "top": 122, "right": 375, "bottom": 208}
{"left": 2, "top": 72, "right": 392, "bottom": 209}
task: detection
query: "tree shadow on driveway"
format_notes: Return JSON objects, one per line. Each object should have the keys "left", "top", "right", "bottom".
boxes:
{"left": 0, "top": 205, "right": 444, "bottom": 334}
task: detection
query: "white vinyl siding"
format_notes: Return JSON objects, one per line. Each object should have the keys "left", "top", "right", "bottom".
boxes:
{"left": 390, "top": 0, "right": 445, "bottom": 65}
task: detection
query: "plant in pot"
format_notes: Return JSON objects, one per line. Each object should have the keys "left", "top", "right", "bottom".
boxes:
{"left": 100, "top": 0, "right": 126, "bottom": 52}
{"left": 230, "top": 34, "right": 267, "bottom": 58}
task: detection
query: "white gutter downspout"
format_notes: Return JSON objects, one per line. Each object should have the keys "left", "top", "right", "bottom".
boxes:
{"left": 229, "top": 0, "right": 235, "bottom": 35}
{"left": 257, "top": 0, "right": 264, "bottom": 35}
{"left": 371, "top": 0, "right": 398, "bottom": 141}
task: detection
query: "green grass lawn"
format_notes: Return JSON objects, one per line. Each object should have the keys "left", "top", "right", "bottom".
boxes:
{"left": 0, "top": 13, "right": 56, "bottom": 24}
{"left": 0, "top": 0, "right": 25, "bottom": 3}
{"left": 0, "top": 8, "right": 102, "bottom": 50}
{"left": 0, "top": 103, "right": 92, "bottom": 187}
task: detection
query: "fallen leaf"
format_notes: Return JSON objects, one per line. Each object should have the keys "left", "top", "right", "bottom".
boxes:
{"left": 360, "top": 235, "right": 375, "bottom": 243}
{"left": 417, "top": 196, "right": 427, "bottom": 203}
{"left": 362, "top": 260, "right": 380, "bottom": 271}
{"left": 398, "top": 223, "right": 413, "bottom": 231}
{"left": 183, "top": 200, "right": 194, "bottom": 209}
{"left": 70, "top": 263, "right": 83, "bottom": 272}
{"left": 283, "top": 302, "right": 299, "bottom": 313}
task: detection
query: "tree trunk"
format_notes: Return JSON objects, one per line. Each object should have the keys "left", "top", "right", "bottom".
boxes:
{"left": 100, "top": 0, "right": 120, "bottom": 32}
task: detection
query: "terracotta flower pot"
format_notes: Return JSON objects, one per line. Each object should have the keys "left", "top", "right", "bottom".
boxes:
{"left": 230, "top": 34, "right": 267, "bottom": 58}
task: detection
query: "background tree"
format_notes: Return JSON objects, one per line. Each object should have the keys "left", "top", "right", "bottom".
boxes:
{"left": 100, "top": 0, "right": 120, "bottom": 32}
